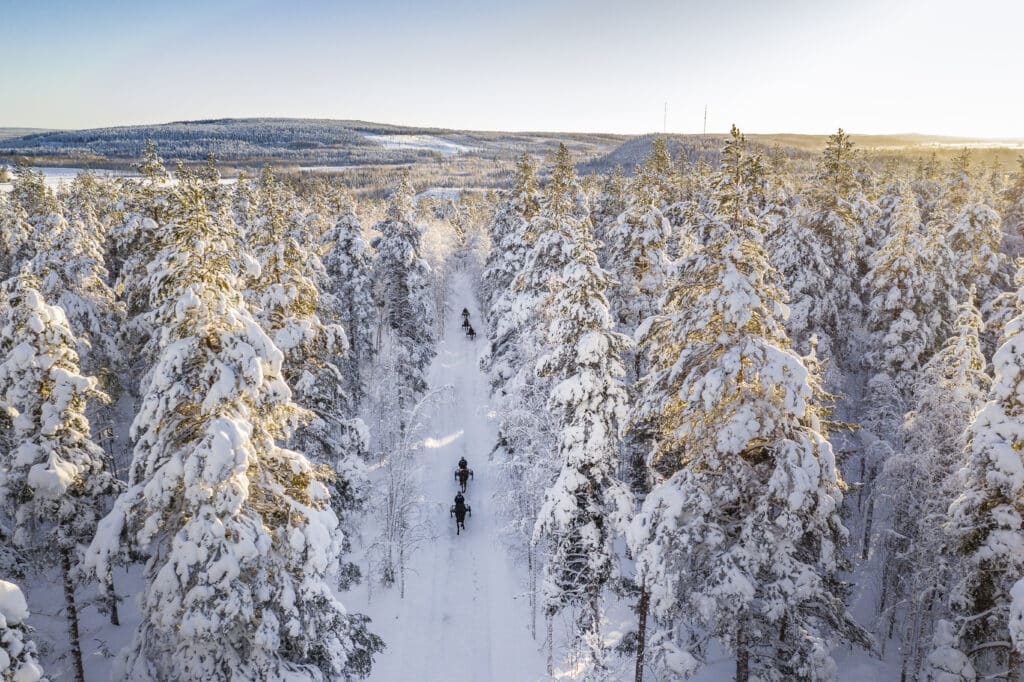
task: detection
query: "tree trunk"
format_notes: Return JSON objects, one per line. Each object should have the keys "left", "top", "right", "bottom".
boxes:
{"left": 1007, "top": 646, "right": 1021, "bottom": 682}
{"left": 546, "top": 614, "right": 554, "bottom": 677}
{"left": 861, "top": 493, "right": 875, "bottom": 560}
{"left": 528, "top": 546, "right": 537, "bottom": 640}
{"left": 106, "top": 572, "right": 120, "bottom": 626}
{"left": 735, "top": 624, "right": 750, "bottom": 682}
{"left": 635, "top": 586, "right": 650, "bottom": 682}
{"left": 62, "top": 547, "right": 86, "bottom": 682}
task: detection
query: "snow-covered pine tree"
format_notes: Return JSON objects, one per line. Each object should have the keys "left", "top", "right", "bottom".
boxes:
{"left": 628, "top": 126, "right": 869, "bottom": 681}
{"left": 932, "top": 150, "right": 1004, "bottom": 303}
{"left": 248, "top": 207, "right": 368, "bottom": 549}
{"left": 589, "top": 167, "right": 627, "bottom": 267}
{"left": 1002, "top": 157, "right": 1024, "bottom": 253}
{"left": 877, "top": 297, "right": 990, "bottom": 681}
{"left": 794, "top": 128, "right": 875, "bottom": 362}
{"left": 373, "top": 173, "right": 436, "bottom": 418}
{"left": 605, "top": 150, "right": 676, "bottom": 339}
{"left": 603, "top": 146, "right": 679, "bottom": 494}
{"left": 108, "top": 140, "right": 174, "bottom": 377}
{"left": 481, "top": 154, "right": 541, "bottom": 393}
{"left": 0, "top": 272, "right": 121, "bottom": 682}
{"left": 0, "top": 580, "right": 45, "bottom": 682}
{"left": 482, "top": 154, "right": 540, "bottom": 321}
{"left": 943, "top": 272, "right": 1024, "bottom": 680}
{"left": 532, "top": 213, "right": 632, "bottom": 680}
{"left": 85, "top": 175, "right": 382, "bottom": 681}
{"left": 28, "top": 199, "right": 124, "bottom": 382}
{"left": 493, "top": 145, "right": 588, "bottom": 643}
{"left": 322, "top": 205, "right": 376, "bottom": 413}
{"left": 863, "top": 180, "right": 957, "bottom": 394}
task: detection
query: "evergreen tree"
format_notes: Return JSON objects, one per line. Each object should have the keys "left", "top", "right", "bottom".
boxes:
{"left": 0, "top": 580, "right": 44, "bottom": 682}
{"left": 862, "top": 181, "right": 957, "bottom": 393}
{"left": 322, "top": 206, "right": 376, "bottom": 412}
{"left": 943, "top": 274, "right": 1024, "bottom": 679}
{"left": 930, "top": 150, "right": 1004, "bottom": 302}
{"left": 373, "top": 173, "right": 436, "bottom": 414}
{"left": 481, "top": 154, "right": 540, "bottom": 392}
{"left": 878, "top": 298, "right": 990, "bottom": 681}
{"left": 532, "top": 216, "right": 632, "bottom": 680}
{"left": 86, "top": 177, "right": 382, "bottom": 681}
{"left": 796, "top": 128, "right": 875, "bottom": 362}
{"left": 0, "top": 272, "right": 120, "bottom": 682}
{"left": 628, "top": 127, "right": 869, "bottom": 680}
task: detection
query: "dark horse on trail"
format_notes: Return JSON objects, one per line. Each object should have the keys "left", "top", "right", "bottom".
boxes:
{"left": 455, "top": 466, "right": 474, "bottom": 493}
{"left": 451, "top": 493, "right": 471, "bottom": 535}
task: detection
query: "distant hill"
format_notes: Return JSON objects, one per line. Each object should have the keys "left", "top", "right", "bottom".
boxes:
{"left": 581, "top": 132, "right": 1024, "bottom": 175}
{"left": 0, "top": 118, "right": 626, "bottom": 169}
{"left": 3, "top": 120, "right": 1020, "bottom": 174}
{"left": 0, "top": 128, "right": 53, "bottom": 141}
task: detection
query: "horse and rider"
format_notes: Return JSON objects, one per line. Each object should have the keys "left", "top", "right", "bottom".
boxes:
{"left": 450, "top": 456, "right": 475, "bottom": 535}
{"left": 462, "top": 307, "right": 476, "bottom": 340}
{"left": 454, "top": 456, "right": 474, "bottom": 493}
{"left": 451, "top": 491, "right": 471, "bottom": 535}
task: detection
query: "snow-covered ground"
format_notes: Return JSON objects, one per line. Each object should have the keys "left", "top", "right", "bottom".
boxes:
{"left": 349, "top": 272, "right": 546, "bottom": 681}
{"left": 364, "top": 134, "right": 476, "bottom": 156}
{"left": 0, "top": 167, "right": 135, "bottom": 194}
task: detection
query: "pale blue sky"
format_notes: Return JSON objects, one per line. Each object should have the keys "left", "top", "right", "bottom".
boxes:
{"left": 1, "top": 0, "right": 1021, "bottom": 136}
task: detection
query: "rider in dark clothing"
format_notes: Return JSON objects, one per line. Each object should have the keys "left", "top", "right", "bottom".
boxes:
{"left": 454, "top": 491, "right": 466, "bottom": 512}
{"left": 461, "top": 308, "right": 470, "bottom": 320}
{"left": 458, "top": 457, "right": 468, "bottom": 471}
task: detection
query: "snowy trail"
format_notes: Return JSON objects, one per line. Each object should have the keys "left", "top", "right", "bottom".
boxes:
{"left": 361, "top": 271, "right": 545, "bottom": 682}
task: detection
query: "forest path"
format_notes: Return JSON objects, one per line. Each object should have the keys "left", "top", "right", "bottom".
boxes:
{"left": 362, "top": 270, "right": 545, "bottom": 682}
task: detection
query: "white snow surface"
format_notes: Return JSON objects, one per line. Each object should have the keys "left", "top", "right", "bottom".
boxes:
{"left": 0, "top": 581, "right": 29, "bottom": 626}
{"left": 363, "top": 134, "right": 475, "bottom": 156}
{"left": 351, "top": 271, "right": 545, "bottom": 681}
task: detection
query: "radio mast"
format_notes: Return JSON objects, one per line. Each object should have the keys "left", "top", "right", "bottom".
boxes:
{"left": 663, "top": 101, "right": 667, "bottom": 134}
{"left": 703, "top": 104, "right": 708, "bottom": 135}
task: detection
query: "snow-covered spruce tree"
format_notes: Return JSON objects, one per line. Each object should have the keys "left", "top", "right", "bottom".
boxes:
{"left": 932, "top": 150, "right": 1004, "bottom": 303}
{"left": 1003, "top": 157, "right": 1024, "bottom": 251}
{"left": 0, "top": 580, "right": 45, "bottom": 682}
{"left": 877, "top": 297, "right": 989, "bottom": 681}
{"left": 108, "top": 140, "right": 174, "bottom": 376}
{"left": 793, "top": 128, "right": 875, "bottom": 361}
{"left": 628, "top": 126, "right": 870, "bottom": 682}
{"left": 603, "top": 148, "right": 678, "bottom": 494}
{"left": 373, "top": 173, "right": 436, "bottom": 417}
{"left": 0, "top": 272, "right": 120, "bottom": 682}
{"left": 85, "top": 176, "right": 382, "bottom": 681}
{"left": 862, "top": 181, "right": 957, "bottom": 394}
{"left": 322, "top": 205, "right": 376, "bottom": 413}
{"left": 3, "top": 166, "right": 62, "bottom": 280}
{"left": 481, "top": 153, "right": 541, "bottom": 393}
{"left": 482, "top": 154, "right": 540, "bottom": 319}
{"left": 589, "top": 167, "right": 627, "bottom": 267}
{"left": 28, "top": 199, "right": 124, "bottom": 382}
{"left": 494, "top": 145, "right": 588, "bottom": 643}
{"left": 943, "top": 276, "right": 1024, "bottom": 680}
{"left": 532, "top": 218, "right": 632, "bottom": 680}
{"left": 605, "top": 150, "right": 676, "bottom": 338}
{"left": 248, "top": 211, "right": 369, "bottom": 554}
{"left": 767, "top": 200, "right": 837, "bottom": 358}
{"left": 0, "top": 191, "right": 33, "bottom": 283}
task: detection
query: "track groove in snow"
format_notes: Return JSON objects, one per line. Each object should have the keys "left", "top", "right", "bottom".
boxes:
{"left": 359, "top": 272, "right": 545, "bottom": 681}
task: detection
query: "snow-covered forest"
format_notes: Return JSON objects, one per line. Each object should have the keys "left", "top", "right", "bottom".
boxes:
{"left": 3, "top": 128, "right": 1024, "bottom": 682}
